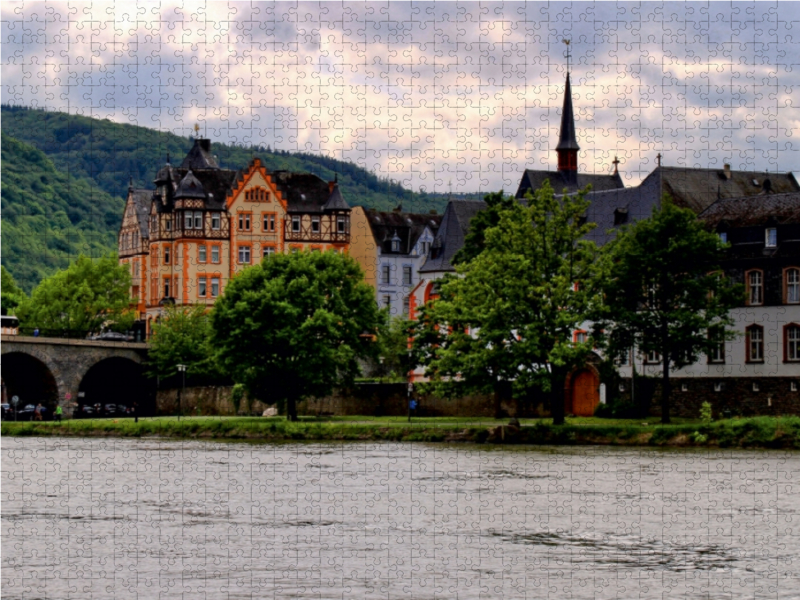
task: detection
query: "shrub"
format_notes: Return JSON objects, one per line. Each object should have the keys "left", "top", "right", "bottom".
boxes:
{"left": 700, "top": 401, "right": 713, "bottom": 424}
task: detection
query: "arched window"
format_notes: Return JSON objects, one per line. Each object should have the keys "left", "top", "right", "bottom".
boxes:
{"left": 746, "top": 325, "right": 764, "bottom": 363}
{"left": 746, "top": 269, "right": 763, "bottom": 306}
{"left": 785, "top": 324, "right": 800, "bottom": 362}
{"left": 785, "top": 268, "right": 800, "bottom": 304}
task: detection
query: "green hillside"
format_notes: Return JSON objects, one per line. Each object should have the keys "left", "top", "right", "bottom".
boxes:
{"left": 1, "top": 136, "right": 123, "bottom": 292}
{"left": 1, "top": 105, "right": 470, "bottom": 291}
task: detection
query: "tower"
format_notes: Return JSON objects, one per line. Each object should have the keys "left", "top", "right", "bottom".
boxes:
{"left": 556, "top": 72, "right": 580, "bottom": 185}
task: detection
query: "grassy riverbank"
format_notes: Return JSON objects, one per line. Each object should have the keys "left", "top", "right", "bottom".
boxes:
{"left": 3, "top": 415, "right": 799, "bottom": 448}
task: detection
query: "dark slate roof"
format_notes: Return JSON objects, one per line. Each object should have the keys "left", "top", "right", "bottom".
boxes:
{"left": 556, "top": 73, "right": 580, "bottom": 152}
{"left": 698, "top": 192, "right": 800, "bottom": 228}
{"left": 657, "top": 166, "right": 800, "bottom": 214}
{"left": 323, "top": 185, "right": 349, "bottom": 211}
{"left": 129, "top": 188, "right": 152, "bottom": 239}
{"left": 515, "top": 169, "right": 624, "bottom": 197}
{"left": 365, "top": 210, "right": 443, "bottom": 255}
{"left": 271, "top": 171, "right": 348, "bottom": 213}
{"left": 152, "top": 166, "right": 239, "bottom": 212}
{"left": 180, "top": 138, "right": 220, "bottom": 170}
{"left": 174, "top": 170, "right": 208, "bottom": 199}
{"left": 419, "top": 200, "right": 486, "bottom": 273}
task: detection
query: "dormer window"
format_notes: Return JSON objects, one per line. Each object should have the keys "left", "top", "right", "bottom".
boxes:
{"left": 392, "top": 239, "right": 401, "bottom": 252}
{"left": 766, "top": 228, "right": 777, "bottom": 247}
{"left": 613, "top": 208, "right": 628, "bottom": 226}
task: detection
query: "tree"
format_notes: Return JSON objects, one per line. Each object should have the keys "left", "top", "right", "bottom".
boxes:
{"left": 412, "top": 182, "right": 600, "bottom": 423}
{"left": 1, "top": 266, "right": 26, "bottom": 315}
{"left": 147, "top": 305, "right": 219, "bottom": 380}
{"left": 16, "top": 255, "right": 133, "bottom": 335}
{"left": 596, "top": 200, "right": 743, "bottom": 424}
{"left": 211, "top": 250, "right": 380, "bottom": 421}
{"left": 452, "top": 191, "right": 517, "bottom": 265}
{"left": 374, "top": 315, "right": 415, "bottom": 382}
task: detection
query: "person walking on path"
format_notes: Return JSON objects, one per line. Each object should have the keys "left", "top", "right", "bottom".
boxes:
{"left": 34, "top": 403, "right": 43, "bottom": 421}
{"left": 54, "top": 405, "right": 62, "bottom": 422}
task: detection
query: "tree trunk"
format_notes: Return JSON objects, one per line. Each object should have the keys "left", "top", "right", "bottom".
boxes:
{"left": 661, "top": 328, "right": 671, "bottom": 424}
{"left": 493, "top": 383, "right": 503, "bottom": 419}
{"left": 287, "top": 397, "right": 298, "bottom": 422}
{"left": 551, "top": 369, "right": 566, "bottom": 425}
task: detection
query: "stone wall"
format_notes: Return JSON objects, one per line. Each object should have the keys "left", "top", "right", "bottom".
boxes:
{"left": 156, "top": 386, "right": 270, "bottom": 416}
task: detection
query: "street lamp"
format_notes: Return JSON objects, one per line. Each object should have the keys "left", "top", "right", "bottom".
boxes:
{"left": 176, "top": 364, "right": 187, "bottom": 421}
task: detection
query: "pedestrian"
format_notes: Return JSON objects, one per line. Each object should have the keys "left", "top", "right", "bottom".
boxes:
{"left": 34, "top": 403, "right": 43, "bottom": 421}
{"left": 132, "top": 401, "right": 138, "bottom": 424}
{"left": 54, "top": 405, "right": 63, "bottom": 423}
{"left": 33, "top": 327, "right": 40, "bottom": 337}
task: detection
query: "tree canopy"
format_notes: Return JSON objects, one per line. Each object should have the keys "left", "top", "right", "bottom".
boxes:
{"left": 211, "top": 250, "right": 380, "bottom": 420}
{"left": 147, "top": 305, "right": 220, "bottom": 381}
{"left": 15, "top": 255, "right": 133, "bottom": 336}
{"left": 596, "top": 200, "right": 743, "bottom": 423}
{"left": 1, "top": 266, "right": 26, "bottom": 315}
{"left": 412, "top": 182, "right": 600, "bottom": 423}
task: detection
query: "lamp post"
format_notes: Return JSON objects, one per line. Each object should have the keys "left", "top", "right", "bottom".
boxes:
{"left": 176, "top": 364, "right": 187, "bottom": 421}
{"left": 407, "top": 348, "right": 413, "bottom": 423}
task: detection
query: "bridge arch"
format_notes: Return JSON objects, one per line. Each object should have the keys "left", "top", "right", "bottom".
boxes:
{"left": 78, "top": 357, "right": 153, "bottom": 416}
{"left": 1, "top": 351, "right": 60, "bottom": 412}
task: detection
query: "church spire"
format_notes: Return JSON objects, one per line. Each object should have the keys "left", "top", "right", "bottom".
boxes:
{"left": 556, "top": 72, "right": 580, "bottom": 183}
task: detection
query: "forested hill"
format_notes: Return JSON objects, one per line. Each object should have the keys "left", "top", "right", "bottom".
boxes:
{"left": 1, "top": 105, "right": 482, "bottom": 292}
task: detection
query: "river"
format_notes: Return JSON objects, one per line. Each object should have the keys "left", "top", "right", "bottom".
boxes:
{"left": 2, "top": 437, "right": 798, "bottom": 599}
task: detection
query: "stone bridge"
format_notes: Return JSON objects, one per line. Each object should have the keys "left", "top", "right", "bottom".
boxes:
{"left": 1, "top": 335, "right": 153, "bottom": 416}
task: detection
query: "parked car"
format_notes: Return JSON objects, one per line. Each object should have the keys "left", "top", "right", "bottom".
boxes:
{"left": 77, "top": 404, "right": 95, "bottom": 418}
{"left": 103, "top": 404, "right": 118, "bottom": 416}
{"left": 16, "top": 404, "right": 48, "bottom": 421}
{"left": 1, "top": 403, "right": 12, "bottom": 420}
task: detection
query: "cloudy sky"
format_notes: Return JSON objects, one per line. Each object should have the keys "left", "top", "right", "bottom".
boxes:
{"left": 3, "top": 1, "right": 799, "bottom": 193}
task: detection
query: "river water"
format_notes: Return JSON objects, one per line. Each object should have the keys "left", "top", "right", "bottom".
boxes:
{"left": 2, "top": 437, "right": 798, "bottom": 599}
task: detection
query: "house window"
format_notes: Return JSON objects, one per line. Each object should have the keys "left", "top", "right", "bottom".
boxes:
{"left": 163, "top": 278, "right": 171, "bottom": 298}
{"left": 785, "top": 324, "right": 800, "bottom": 362}
{"left": 263, "top": 246, "right": 276, "bottom": 258}
{"left": 164, "top": 247, "right": 171, "bottom": 265}
{"left": 292, "top": 216, "right": 301, "bottom": 232}
{"left": 403, "top": 296, "right": 410, "bottom": 316}
{"left": 709, "top": 339, "right": 725, "bottom": 363}
{"left": 263, "top": 213, "right": 276, "bottom": 232}
{"left": 383, "top": 295, "right": 392, "bottom": 311}
{"left": 381, "top": 264, "right": 391, "bottom": 285}
{"left": 194, "top": 211, "right": 202, "bottom": 230}
{"left": 211, "top": 246, "right": 220, "bottom": 264}
{"left": 746, "top": 325, "right": 764, "bottom": 362}
{"left": 198, "top": 245, "right": 207, "bottom": 263}
{"left": 574, "top": 331, "right": 588, "bottom": 344}
{"left": 645, "top": 349, "right": 661, "bottom": 364}
{"left": 718, "top": 231, "right": 727, "bottom": 243}
{"left": 211, "top": 213, "right": 221, "bottom": 230}
{"left": 238, "top": 213, "right": 251, "bottom": 232}
{"left": 198, "top": 277, "right": 207, "bottom": 297}
{"left": 337, "top": 216, "right": 346, "bottom": 233}
{"left": 753, "top": 382, "right": 760, "bottom": 392}
{"left": 210, "top": 277, "right": 220, "bottom": 297}
{"left": 184, "top": 212, "right": 193, "bottom": 229}
{"left": 392, "top": 238, "right": 401, "bottom": 252}
{"left": 165, "top": 217, "right": 172, "bottom": 232}
{"left": 786, "top": 268, "right": 800, "bottom": 304}
{"left": 747, "top": 270, "right": 763, "bottom": 305}
{"left": 617, "top": 349, "right": 629, "bottom": 366}
{"left": 402, "top": 266, "right": 413, "bottom": 285}
{"left": 245, "top": 187, "right": 269, "bottom": 202}
{"left": 311, "top": 216, "right": 320, "bottom": 233}
{"left": 766, "top": 227, "right": 777, "bottom": 247}
{"left": 238, "top": 246, "right": 251, "bottom": 264}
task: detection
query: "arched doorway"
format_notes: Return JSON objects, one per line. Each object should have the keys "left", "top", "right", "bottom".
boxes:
{"left": 1, "top": 352, "right": 59, "bottom": 416}
{"left": 570, "top": 368, "right": 600, "bottom": 416}
{"left": 78, "top": 357, "right": 153, "bottom": 417}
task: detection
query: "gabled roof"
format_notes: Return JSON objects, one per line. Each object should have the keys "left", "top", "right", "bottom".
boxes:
{"left": 365, "top": 209, "right": 442, "bottom": 255}
{"left": 698, "top": 191, "right": 800, "bottom": 228}
{"left": 180, "top": 138, "right": 219, "bottom": 170}
{"left": 270, "top": 171, "right": 348, "bottom": 213}
{"left": 656, "top": 166, "right": 800, "bottom": 214}
{"left": 515, "top": 169, "right": 624, "bottom": 197}
{"left": 419, "top": 200, "right": 486, "bottom": 273}
{"left": 128, "top": 188, "right": 152, "bottom": 239}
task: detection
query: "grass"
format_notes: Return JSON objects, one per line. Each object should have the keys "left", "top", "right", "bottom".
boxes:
{"left": 3, "top": 415, "right": 800, "bottom": 448}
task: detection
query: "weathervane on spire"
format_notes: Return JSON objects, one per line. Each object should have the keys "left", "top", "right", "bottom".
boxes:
{"left": 194, "top": 123, "right": 200, "bottom": 139}
{"left": 563, "top": 39, "right": 571, "bottom": 73}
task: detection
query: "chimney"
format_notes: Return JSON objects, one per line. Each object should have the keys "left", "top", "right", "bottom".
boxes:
{"left": 199, "top": 139, "right": 211, "bottom": 152}
{"left": 723, "top": 164, "right": 731, "bottom": 179}
{"left": 328, "top": 173, "right": 338, "bottom": 194}
{"left": 763, "top": 178, "right": 772, "bottom": 193}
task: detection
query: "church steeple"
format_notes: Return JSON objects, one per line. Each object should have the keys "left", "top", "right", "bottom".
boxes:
{"left": 556, "top": 71, "right": 580, "bottom": 184}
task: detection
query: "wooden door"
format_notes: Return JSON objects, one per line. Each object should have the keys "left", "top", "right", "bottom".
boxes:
{"left": 571, "top": 369, "right": 599, "bottom": 416}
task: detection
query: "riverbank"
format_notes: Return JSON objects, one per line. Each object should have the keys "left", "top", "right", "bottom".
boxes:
{"left": 3, "top": 415, "right": 799, "bottom": 448}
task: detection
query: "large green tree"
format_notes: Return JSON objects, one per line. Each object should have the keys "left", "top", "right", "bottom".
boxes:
{"left": 412, "top": 182, "right": 601, "bottom": 424}
{"left": 211, "top": 250, "right": 380, "bottom": 421}
{"left": 147, "top": 305, "right": 219, "bottom": 381}
{"left": 1, "top": 266, "right": 26, "bottom": 315}
{"left": 15, "top": 255, "right": 133, "bottom": 335}
{"left": 596, "top": 200, "right": 742, "bottom": 423}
